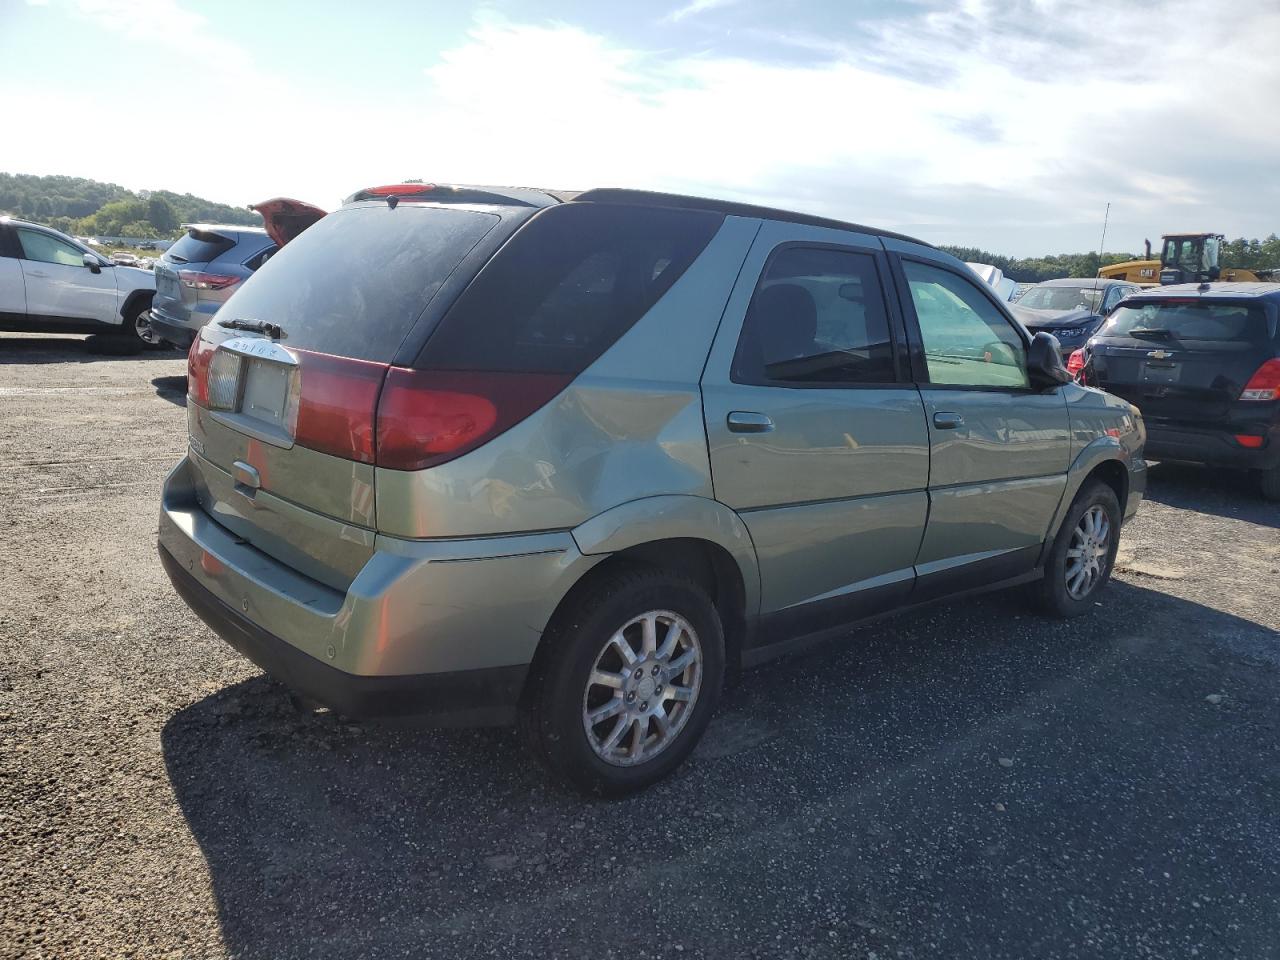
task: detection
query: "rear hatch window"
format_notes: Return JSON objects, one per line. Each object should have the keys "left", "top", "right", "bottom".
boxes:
{"left": 1091, "top": 299, "right": 1276, "bottom": 422}
{"left": 165, "top": 228, "right": 235, "bottom": 265}
{"left": 418, "top": 201, "right": 724, "bottom": 372}
{"left": 214, "top": 204, "right": 500, "bottom": 363}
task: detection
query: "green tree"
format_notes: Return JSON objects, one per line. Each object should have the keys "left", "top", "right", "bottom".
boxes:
{"left": 147, "top": 196, "right": 178, "bottom": 233}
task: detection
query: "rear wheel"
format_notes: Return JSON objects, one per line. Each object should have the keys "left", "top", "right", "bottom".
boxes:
{"left": 1258, "top": 467, "right": 1280, "bottom": 502}
{"left": 520, "top": 565, "right": 724, "bottom": 796}
{"left": 121, "top": 302, "right": 161, "bottom": 351}
{"left": 1034, "top": 480, "right": 1122, "bottom": 618}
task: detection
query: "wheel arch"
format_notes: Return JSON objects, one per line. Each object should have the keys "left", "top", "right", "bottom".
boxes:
{"left": 1045, "top": 438, "right": 1132, "bottom": 544}
{"left": 120, "top": 287, "right": 154, "bottom": 322}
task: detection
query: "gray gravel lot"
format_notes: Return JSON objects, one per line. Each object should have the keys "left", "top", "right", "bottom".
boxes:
{"left": 2, "top": 332, "right": 1278, "bottom": 959}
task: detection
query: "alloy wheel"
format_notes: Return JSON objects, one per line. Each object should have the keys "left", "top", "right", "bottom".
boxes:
{"left": 581, "top": 610, "right": 703, "bottom": 767}
{"left": 1065, "top": 504, "right": 1111, "bottom": 600}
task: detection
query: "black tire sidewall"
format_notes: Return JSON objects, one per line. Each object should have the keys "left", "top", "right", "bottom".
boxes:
{"left": 1040, "top": 482, "right": 1122, "bottom": 617}
{"left": 534, "top": 571, "right": 724, "bottom": 796}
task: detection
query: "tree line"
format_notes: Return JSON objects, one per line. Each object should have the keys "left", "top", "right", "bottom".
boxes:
{"left": 0, "top": 172, "right": 260, "bottom": 239}
{"left": 941, "top": 236, "right": 1280, "bottom": 283}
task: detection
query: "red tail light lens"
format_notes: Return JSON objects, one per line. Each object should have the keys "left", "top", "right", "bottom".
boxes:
{"left": 1235, "top": 434, "right": 1265, "bottom": 449}
{"left": 187, "top": 336, "right": 216, "bottom": 406}
{"left": 375, "top": 370, "right": 571, "bottom": 471}
{"left": 1240, "top": 358, "right": 1280, "bottom": 401}
{"left": 361, "top": 183, "right": 436, "bottom": 197}
{"left": 292, "top": 351, "right": 389, "bottom": 464}
{"left": 178, "top": 270, "right": 240, "bottom": 290}
{"left": 1066, "top": 348, "right": 1086, "bottom": 377}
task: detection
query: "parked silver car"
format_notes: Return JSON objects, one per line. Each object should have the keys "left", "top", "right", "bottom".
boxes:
{"left": 159, "top": 184, "right": 1147, "bottom": 795}
{"left": 149, "top": 224, "right": 278, "bottom": 348}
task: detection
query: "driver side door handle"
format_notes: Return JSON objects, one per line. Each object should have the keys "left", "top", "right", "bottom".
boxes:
{"left": 933, "top": 411, "right": 965, "bottom": 430}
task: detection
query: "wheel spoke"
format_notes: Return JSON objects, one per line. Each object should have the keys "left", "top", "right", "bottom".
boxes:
{"left": 666, "top": 684, "right": 694, "bottom": 703}
{"left": 1066, "top": 547, "right": 1084, "bottom": 559}
{"left": 667, "top": 650, "right": 697, "bottom": 675}
{"left": 590, "top": 669, "right": 625, "bottom": 690}
{"left": 601, "top": 714, "right": 630, "bottom": 751}
{"left": 629, "top": 717, "right": 646, "bottom": 756}
{"left": 657, "top": 620, "right": 681, "bottom": 660}
{"left": 652, "top": 704, "right": 671, "bottom": 736}
{"left": 641, "top": 614, "right": 658, "bottom": 655}
{"left": 610, "top": 632, "right": 638, "bottom": 667}
{"left": 588, "top": 696, "right": 625, "bottom": 724}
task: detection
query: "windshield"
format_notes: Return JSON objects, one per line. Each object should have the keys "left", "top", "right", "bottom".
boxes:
{"left": 1018, "top": 285, "right": 1105, "bottom": 312}
{"left": 1103, "top": 300, "right": 1273, "bottom": 344}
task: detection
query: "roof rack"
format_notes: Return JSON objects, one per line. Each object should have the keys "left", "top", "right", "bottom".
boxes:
{"left": 571, "top": 188, "right": 931, "bottom": 247}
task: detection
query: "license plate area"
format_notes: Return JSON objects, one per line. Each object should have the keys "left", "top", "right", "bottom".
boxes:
{"left": 208, "top": 336, "right": 300, "bottom": 447}
{"left": 1141, "top": 361, "right": 1181, "bottom": 385}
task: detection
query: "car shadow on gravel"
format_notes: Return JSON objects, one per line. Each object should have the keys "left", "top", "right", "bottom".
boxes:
{"left": 162, "top": 582, "right": 1280, "bottom": 960}
{"left": 152, "top": 375, "right": 188, "bottom": 406}
{"left": 0, "top": 334, "right": 182, "bottom": 363}
{"left": 1144, "top": 460, "right": 1279, "bottom": 529}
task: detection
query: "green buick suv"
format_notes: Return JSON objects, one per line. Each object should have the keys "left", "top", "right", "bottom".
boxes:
{"left": 158, "top": 184, "right": 1146, "bottom": 795}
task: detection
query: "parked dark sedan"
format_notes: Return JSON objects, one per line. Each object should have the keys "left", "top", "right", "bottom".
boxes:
{"left": 1079, "top": 282, "right": 1280, "bottom": 500}
{"left": 1012, "top": 278, "right": 1142, "bottom": 356}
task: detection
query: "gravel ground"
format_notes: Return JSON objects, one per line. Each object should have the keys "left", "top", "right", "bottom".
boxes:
{"left": 2, "top": 332, "right": 1278, "bottom": 960}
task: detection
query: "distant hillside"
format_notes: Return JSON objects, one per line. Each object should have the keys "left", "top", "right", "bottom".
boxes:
{"left": 0, "top": 172, "right": 260, "bottom": 239}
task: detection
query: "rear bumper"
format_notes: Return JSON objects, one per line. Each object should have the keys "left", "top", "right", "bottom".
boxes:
{"left": 157, "top": 456, "right": 599, "bottom": 725}
{"left": 148, "top": 307, "right": 199, "bottom": 348}
{"left": 159, "top": 544, "right": 526, "bottom": 725}
{"left": 1145, "top": 421, "right": 1280, "bottom": 471}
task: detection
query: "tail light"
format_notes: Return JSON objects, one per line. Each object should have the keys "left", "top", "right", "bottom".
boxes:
{"left": 292, "top": 351, "right": 388, "bottom": 464}
{"left": 1240, "top": 358, "right": 1280, "bottom": 401}
{"left": 179, "top": 270, "right": 240, "bottom": 290}
{"left": 1234, "top": 435, "right": 1265, "bottom": 449}
{"left": 187, "top": 336, "right": 216, "bottom": 405}
{"left": 375, "top": 370, "right": 572, "bottom": 471}
{"left": 1066, "top": 348, "right": 1086, "bottom": 378}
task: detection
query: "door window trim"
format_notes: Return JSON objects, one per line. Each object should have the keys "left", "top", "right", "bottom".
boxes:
{"left": 729, "top": 240, "right": 910, "bottom": 390}
{"left": 890, "top": 252, "right": 1039, "bottom": 393}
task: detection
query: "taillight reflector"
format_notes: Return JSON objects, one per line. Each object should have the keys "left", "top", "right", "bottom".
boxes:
{"left": 1235, "top": 434, "right": 1265, "bottom": 449}
{"left": 375, "top": 370, "right": 571, "bottom": 471}
{"left": 1240, "top": 358, "right": 1280, "bottom": 401}
{"left": 179, "top": 270, "right": 240, "bottom": 290}
{"left": 1066, "top": 348, "right": 1086, "bottom": 377}
{"left": 187, "top": 335, "right": 216, "bottom": 406}
{"left": 362, "top": 184, "right": 436, "bottom": 197}
{"left": 293, "top": 351, "right": 389, "bottom": 465}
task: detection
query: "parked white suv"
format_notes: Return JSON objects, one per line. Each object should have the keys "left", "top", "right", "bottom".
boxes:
{"left": 0, "top": 217, "right": 159, "bottom": 347}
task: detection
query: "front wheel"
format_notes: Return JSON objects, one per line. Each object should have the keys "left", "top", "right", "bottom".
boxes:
{"left": 122, "top": 303, "right": 162, "bottom": 350}
{"left": 1034, "top": 480, "right": 1122, "bottom": 618}
{"left": 520, "top": 566, "right": 724, "bottom": 796}
{"left": 1257, "top": 466, "right": 1280, "bottom": 502}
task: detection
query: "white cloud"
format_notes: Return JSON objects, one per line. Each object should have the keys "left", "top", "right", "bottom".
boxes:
{"left": 661, "top": 0, "right": 742, "bottom": 25}
{"left": 5, "top": 1, "right": 1278, "bottom": 254}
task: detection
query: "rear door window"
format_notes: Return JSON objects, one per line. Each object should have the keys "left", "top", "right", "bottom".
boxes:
{"left": 732, "top": 246, "right": 897, "bottom": 385}
{"left": 165, "top": 229, "right": 236, "bottom": 264}
{"left": 420, "top": 202, "right": 723, "bottom": 373}
{"left": 214, "top": 204, "right": 501, "bottom": 363}
{"left": 1104, "top": 300, "right": 1274, "bottom": 345}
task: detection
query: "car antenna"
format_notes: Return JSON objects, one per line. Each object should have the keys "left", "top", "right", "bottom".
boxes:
{"left": 1090, "top": 201, "right": 1109, "bottom": 307}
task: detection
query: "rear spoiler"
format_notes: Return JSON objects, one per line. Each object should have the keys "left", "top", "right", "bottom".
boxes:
{"left": 250, "top": 198, "right": 327, "bottom": 248}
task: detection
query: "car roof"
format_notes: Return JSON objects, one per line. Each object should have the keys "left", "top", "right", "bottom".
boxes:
{"left": 1130, "top": 282, "right": 1280, "bottom": 300}
{"left": 572, "top": 188, "right": 934, "bottom": 247}
{"left": 1032, "top": 277, "right": 1131, "bottom": 287}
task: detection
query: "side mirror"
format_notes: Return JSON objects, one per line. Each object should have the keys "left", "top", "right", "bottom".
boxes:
{"left": 1027, "top": 331, "right": 1072, "bottom": 389}
{"left": 83, "top": 253, "right": 102, "bottom": 274}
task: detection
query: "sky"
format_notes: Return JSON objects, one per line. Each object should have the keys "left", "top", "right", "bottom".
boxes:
{"left": 1, "top": 0, "right": 1278, "bottom": 256}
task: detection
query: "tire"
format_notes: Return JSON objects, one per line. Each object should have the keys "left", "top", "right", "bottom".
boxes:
{"left": 120, "top": 302, "right": 161, "bottom": 351}
{"left": 520, "top": 564, "right": 724, "bottom": 797}
{"left": 1033, "top": 480, "right": 1122, "bottom": 618}
{"left": 1257, "top": 467, "right": 1280, "bottom": 502}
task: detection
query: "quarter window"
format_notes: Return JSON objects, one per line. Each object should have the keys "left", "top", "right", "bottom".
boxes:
{"left": 732, "top": 246, "right": 896, "bottom": 385}
{"left": 17, "top": 229, "right": 85, "bottom": 267}
{"left": 903, "top": 261, "right": 1028, "bottom": 389}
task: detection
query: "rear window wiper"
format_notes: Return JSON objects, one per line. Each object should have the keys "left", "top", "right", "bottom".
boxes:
{"left": 218, "top": 317, "right": 285, "bottom": 339}
{"left": 1127, "top": 327, "right": 1175, "bottom": 341}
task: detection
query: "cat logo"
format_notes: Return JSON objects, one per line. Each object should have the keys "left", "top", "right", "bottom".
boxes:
{"left": 1146, "top": 349, "right": 1173, "bottom": 360}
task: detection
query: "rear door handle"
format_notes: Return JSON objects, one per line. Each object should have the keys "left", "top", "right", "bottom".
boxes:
{"left": 932, "top": 411, "right": 964, "bottom": 430}
{"left": 727, "top": 411, "right": 774, "bottom": 433}
{"left": 25, "top": 270, "right": 49, "bottom": 278}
